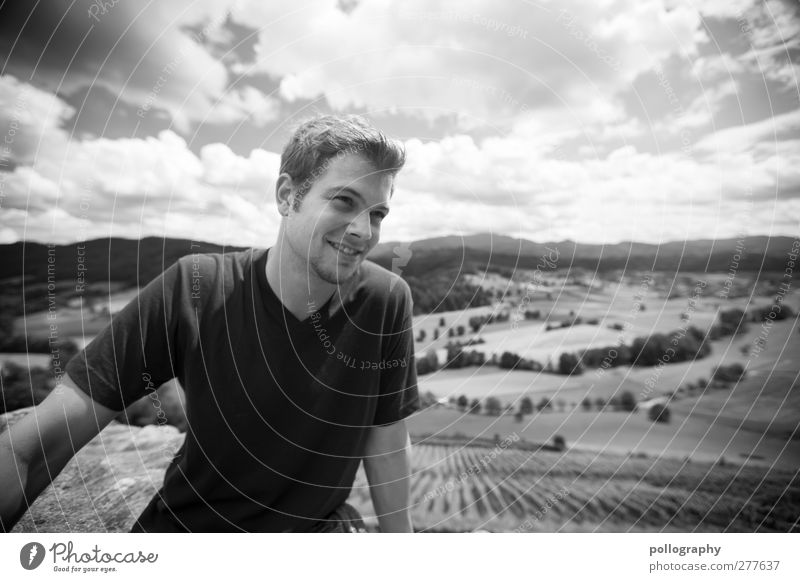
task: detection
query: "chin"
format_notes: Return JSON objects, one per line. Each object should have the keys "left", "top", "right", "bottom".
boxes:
{"left": 312, "top": 260, "right": 359, "bottom": 285}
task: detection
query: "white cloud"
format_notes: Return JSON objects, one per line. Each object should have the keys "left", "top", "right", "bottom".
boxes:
{"left": 0, "top": 75, "right": 74, "bottom": 165}
{"left": 238, "top": 0, "right": 707, "bottom": 129}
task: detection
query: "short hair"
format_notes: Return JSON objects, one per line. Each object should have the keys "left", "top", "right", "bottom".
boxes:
{"left": 279, "top": 115, "right": 406, "bottom": 204}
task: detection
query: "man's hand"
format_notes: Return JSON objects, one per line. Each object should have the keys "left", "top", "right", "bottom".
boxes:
{"left": 363, "top": 419, "right": 414, "bottom": 532}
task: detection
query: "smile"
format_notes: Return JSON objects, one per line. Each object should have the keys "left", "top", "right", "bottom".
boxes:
{"left": 328, "top": 240, "right": 362, "bottom": 257}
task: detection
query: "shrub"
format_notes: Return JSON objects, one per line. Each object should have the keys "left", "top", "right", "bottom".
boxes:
{"left": 712, "top": 363, "right": 746, "bottom": 383}
{"left": 552, "top": 435, "right": 567, "bottom": 451}
{"left": 558, "top": 352, "right": 583, "bottom": 375}
{"left": 470, "top": 398, "right": 482, "bottom": 414}
{"left": 499, "top": 351, "right": 521, "bottom": 370}
{"left": 519, "top": 396, "right": 534, "bottom": 415}
{"left": 649, "top": 403, "right": 671, "bottom": 423}
{"left": 619, "top": 391, "right": 637, "bottom": 412}
{"left": 484, "top": 397, "right": 502, "bottom": 416}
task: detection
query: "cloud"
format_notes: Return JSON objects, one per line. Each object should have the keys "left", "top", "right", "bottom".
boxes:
{"left": 237, "top": 0, "right": 707, "bottom": 129}
{"left": 0, "top": 75, "right": 74, "bottom": 166}
{"left": 0, "top": 1, "right": 253, "bottom": 132}
{"left": 0, "top": 80, "right": 282, "bottom": 244}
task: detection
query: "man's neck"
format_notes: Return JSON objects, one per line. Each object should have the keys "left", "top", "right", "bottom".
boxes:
{"left": 265, "top": 238, "right": 336, "bottom": 320}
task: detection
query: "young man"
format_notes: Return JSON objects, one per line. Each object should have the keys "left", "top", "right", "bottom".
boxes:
{"left": 0, "top": 115, "right": 419, "bottom": 533}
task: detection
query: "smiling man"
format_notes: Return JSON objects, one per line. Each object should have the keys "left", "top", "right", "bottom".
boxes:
{"left": 0, "top": 115, "right": 420, "bottom": 533}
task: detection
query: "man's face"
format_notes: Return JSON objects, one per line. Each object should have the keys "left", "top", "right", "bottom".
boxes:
{"left": 282, "top": 153, "right": 393, "bottom": 285}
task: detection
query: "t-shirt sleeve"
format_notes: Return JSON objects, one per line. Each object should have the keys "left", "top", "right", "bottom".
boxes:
{"left": 65, "top": 260, "right": 184, "bottom": 411}
{"left": 371, "top": 279, "right": 420, "bottom": 426}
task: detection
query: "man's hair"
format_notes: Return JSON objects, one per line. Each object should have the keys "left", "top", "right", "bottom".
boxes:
{"left": 279, "top": 115, "right": 406, "bottom": 204}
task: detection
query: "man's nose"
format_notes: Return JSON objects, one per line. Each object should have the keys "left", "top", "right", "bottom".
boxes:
{"left": 346, "top": 211, "right": 373, "bottom": 241}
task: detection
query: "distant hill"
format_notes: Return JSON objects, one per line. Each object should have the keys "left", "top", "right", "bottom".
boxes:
{"left": 0, "top": 237, "right": 247, "bottom": 289}
{"left": 0, "top": 234, "right": 792, "bottom": 317}
{"left": 367, "top": 234, "right": 793, "bottom": 277}
{"left": 0, "top": 233, "right": 790, "bottom": 288}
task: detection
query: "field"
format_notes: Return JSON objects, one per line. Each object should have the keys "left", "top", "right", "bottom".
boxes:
{"left": 346, "top": 440, "right": 800, "bottom": 532}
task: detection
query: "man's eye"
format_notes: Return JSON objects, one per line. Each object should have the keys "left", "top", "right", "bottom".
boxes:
{"left": 371, "top": 212, "right": 386, "bottom": 222}
{"left": 333, "top": 196, "right": 353, "bottom": 206}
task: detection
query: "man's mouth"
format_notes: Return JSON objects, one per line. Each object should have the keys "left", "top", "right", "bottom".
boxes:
{"left": 327, "top": 239, "right": 363, "bottom": 257}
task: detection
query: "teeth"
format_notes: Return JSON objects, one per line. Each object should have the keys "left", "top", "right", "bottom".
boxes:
{"left": 329, "top": 240, "right": 360, "bottom": 256}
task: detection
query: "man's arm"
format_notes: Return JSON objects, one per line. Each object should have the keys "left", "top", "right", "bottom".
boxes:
{"left": 363, "top": 419, "right": 414, "bottom": 533}
{"left": 0, "top": 373, "right": 117, "bottom": 532}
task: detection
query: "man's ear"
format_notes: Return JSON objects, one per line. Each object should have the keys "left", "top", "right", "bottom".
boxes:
{"left": 275, "top": 173, "right": 296, "bottom": 216}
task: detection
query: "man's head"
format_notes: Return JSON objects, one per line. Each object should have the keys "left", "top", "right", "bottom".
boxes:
{"left": 275, "top": 115, "right": 406, "bottom": 285}
{"left": 279, "top": 115, "right": 406, "bottom": 209}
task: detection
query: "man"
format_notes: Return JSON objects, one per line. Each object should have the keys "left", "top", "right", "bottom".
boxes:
{"left": 0, "top": 115, "right": 419, "bottom": 533}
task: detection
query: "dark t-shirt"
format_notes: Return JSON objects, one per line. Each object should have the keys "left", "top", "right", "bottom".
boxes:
{"left": 65, "top": 248, "right": 420, "bottom": 532}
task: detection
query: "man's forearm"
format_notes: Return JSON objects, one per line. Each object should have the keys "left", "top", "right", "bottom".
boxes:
{"left": 364, "top": 439, "right": 413, "bottom": 532}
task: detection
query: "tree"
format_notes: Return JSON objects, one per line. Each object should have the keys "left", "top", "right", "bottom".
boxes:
{"left": 470, "top": 398, "right": 482, "bottom": 414}
{"left": 468, "top": 315, "right": 487, "bottom": 333}
{"left": 581, "top": 397, "right": 592, "bottom": 411}
{"left": 484, "top": 397, "right": 502, "bottom": 416}
{"left": 456, "top": 325, "right": 465, "bottom": 337}
{"left": 558, "top": 352, "right": 583, "bottom": 375}
{"left": 419, "top": 391, "right": 438, "bottom": 408}
{"left": 425, "top": 350, "right": 439, "bottom": 371}
{"left": 433, "top": 328, "right": 440, "bottom": 340}
{"left": 514, "top": 410, "right": 524, "bottom": 423}
{"left": 456, "top": 394, "right": 469, "bottom": 411}
{"left": 498, "top": 351, "right": 521, "bottom": 370}
{"left": 536, "top": 397, "right": 552, "bottom": 412}
{"left": 552, "top": 435, "right": 566, "bottom": 451}
{"left": 649, "top": 403, "right": 671, "bottom": 423}
{"left": 712, "top": 363, "right": 745, "bottom": 383}
{"left": 416, "top": 329, "right": 426, "bottom": 342}
{"left": 439, "top": 317, "right": 446, "bottom": 327}
{"left": 416, "top": 357, "right": 431, "bottom": 376}
{"left": 619, "top": 391, "right": 637, "bottom": 412}
{"left": 519, "top": 396, "right": 534, "bottom": 415}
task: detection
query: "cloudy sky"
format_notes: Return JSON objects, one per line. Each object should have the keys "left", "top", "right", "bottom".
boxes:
{"left": 0, "top": 0, "right": 798, "bottom": 246}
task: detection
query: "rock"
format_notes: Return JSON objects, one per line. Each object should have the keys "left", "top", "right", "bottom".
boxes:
{"left": 3, "top": 407, "right": 184, "bottom": 533}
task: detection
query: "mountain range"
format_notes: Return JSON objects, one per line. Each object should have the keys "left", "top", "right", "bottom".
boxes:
{"left": 0, "top": 234, "right": 792, "bottom": 289}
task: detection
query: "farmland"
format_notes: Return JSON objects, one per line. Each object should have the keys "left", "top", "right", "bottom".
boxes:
{"left": 347, "top": 440, "right": 799, "bottom": 532}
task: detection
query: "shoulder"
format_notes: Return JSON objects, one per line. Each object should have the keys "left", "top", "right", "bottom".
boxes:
{"left": 358, "top": 259, "right": 412, "bottom": 305}
{"left": 171, "top": 248, "right": 260, "bottom": 301}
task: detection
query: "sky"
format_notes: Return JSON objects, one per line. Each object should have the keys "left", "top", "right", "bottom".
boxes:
{"left": 0, "top": 0, "right": 798, "bottom": 247}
